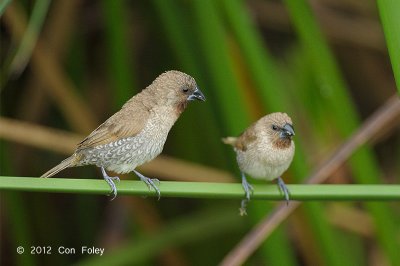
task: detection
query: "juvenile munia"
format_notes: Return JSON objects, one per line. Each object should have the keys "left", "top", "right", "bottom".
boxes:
{"left": 42, "top": 70, "right": 206, "bottom": 199}
{"left": 223, "top": 112, "right": 295, "bottom": 215}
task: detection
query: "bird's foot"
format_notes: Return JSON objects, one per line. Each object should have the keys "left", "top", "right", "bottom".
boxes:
{"left": 239, "top": 173, "right": 253, "bottom": 215}
{"left": 277, "top": 177, "right": 290, "bottom": 205}
{"left": 101, "top": 167, "right": 119, "bottom": 200}
{"left": 239, "top": 199, "right": 249, "bottom": 216}
{"left": 110, "top": 176, "right": 120, "bottom": 182}
{"left": 133, "top": 170, "right": 161, "bottom": 200}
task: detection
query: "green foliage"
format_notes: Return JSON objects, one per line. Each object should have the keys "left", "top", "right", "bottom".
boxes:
{"left": 1, "top": 0, "right": 399, "bottom": 265}
{"left": 378, "top": 0, "right": 400, "bottom": 94}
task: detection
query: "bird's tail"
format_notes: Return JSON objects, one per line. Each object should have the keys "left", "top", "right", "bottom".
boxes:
{"left": 221, "top": 136, "right": 237, "bottom": 146}
{"left": 41, "top": 155, "right": 77, "bottom": 178}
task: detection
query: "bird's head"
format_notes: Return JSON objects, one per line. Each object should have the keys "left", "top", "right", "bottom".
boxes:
{"left": 263, "top": 112, "right": 295, "bottom": 149}
{"left": 152, "top": 70, "right": 205, "bottom": 113}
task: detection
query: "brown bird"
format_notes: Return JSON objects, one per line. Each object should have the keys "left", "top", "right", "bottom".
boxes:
{"left": 223, "top": 112, "right": 295, "bottom": 215}
{"left": 41, "top": 70, "right": 206, "bottom": 199}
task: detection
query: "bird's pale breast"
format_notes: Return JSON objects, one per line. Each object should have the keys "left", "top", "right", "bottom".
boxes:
{"left": 236, "top": 138, "right": 295, "bottom": 181}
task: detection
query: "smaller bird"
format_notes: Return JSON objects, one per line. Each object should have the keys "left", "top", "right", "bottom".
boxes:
{"left": 41, "top": 70, "right": 205, "bottom": 199}
{"left": 223, "top": 112, "right": 295, "bottom": 215}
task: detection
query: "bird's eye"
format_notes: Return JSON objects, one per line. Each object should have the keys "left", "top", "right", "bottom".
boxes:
{"left": 272, "top": 125, "right": 278, "bottom": 131}
{"left": 182, "top": 87, "right": 189, "bottom": 93}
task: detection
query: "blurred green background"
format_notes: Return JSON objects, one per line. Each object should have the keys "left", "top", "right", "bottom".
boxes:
{"left": 1, "top": 0, "right": 399, "bottom": 265}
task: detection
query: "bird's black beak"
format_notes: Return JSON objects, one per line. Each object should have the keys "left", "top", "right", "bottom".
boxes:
{"left": 281, "top": 123, "right": 295, "bottom": 138}
{"left": 187, "top": 87, "right": 206, "bottom": 101}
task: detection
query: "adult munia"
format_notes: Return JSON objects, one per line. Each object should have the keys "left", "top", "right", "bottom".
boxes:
{"left": 42, "top": 70, "right": 206, "bottom": 199}
{"left": 223, "top": 112, "right": 295, "bottom": 215}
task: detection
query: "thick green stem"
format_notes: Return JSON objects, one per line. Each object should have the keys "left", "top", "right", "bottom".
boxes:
{"left": 1, "top": 176, "right": 399, "bottom": 201}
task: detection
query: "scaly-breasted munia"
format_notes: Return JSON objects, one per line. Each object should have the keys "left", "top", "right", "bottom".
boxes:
{"left": 223, "top": 112, "right": 295, "bottom": 215}
{"left": 42, "top": 70, "right": 206, "bottom": 199}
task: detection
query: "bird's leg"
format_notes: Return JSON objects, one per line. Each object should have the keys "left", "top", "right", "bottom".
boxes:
{"left": 240, "top": 172, "right": 254, "bottom": 216}
{"left": 101, "top": 167, "right": 119, "bottom": 200}
{"left": 133, "top": 170, "right": 161, "bottom": 200}
{"left": 241, "top": 172, "right": 254, "bottom": 200}
{"left": 277, "top": 177, "right": 290, "bottom": 205}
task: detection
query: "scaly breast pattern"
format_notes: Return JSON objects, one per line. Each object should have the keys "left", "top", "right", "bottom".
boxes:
{"left": 78, "top": 109, "right": 176, "bottom": 174}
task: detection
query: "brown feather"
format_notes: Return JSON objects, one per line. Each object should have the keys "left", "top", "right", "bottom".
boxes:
{"left": 234, "top": 129, "right": 257, "bottom": 152}
{"left": 77, "top": 97, "right": 150, "bottom": 150}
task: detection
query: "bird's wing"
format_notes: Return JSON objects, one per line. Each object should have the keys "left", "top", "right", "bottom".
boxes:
{"left": 77, "top": 103, "right": 150, "bottom": 150}
{"left": 234, "top": 129, "right": 257, "bottom": 152}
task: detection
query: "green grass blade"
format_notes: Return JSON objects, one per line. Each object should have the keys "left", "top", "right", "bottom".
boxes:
{"left": 378, "top": 0, "right": 400, "bottom": 94}
{"left": 9, "top": 0, "right": 51, "bottom": 75}
{"left": 101, "top": 0, "right": 136, "bottom": 107}
{"left": 152, "top": 0, "right": 201, "bottom": 76}
{"left": 192, "top": 0, "right": 250, "bottom": 134}
{"left": 151, "top": 0, "right": 230, "bottom": 168}
{"left": 220, "top": 0, "right": 287, "bottom": 111}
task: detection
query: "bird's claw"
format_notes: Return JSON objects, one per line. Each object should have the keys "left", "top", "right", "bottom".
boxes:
{"left": 152, "top": 178, "right": 161, "bottom": 186}
{"left": 133, "top": 170, "right": 161, "bottom": 200}
{"left": 110, "top": 176, "right": 120, "bottom": 183}
{"left": 107, "top": 175, "right": 120, "bottom": 200}
{"left": 277, "top": 177, "right": 290, "bottom": 205}
{"left": 101, "top": 167, "right": 119, "bottom": 200}
{"left": 108, "top": 185, "right": 117, "bottom": 201}
{"left": 103, "top": 177, "right": 118, "bottom": 200}
{"left": 142, "top": 177, "right": 161, "bottom": 200}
